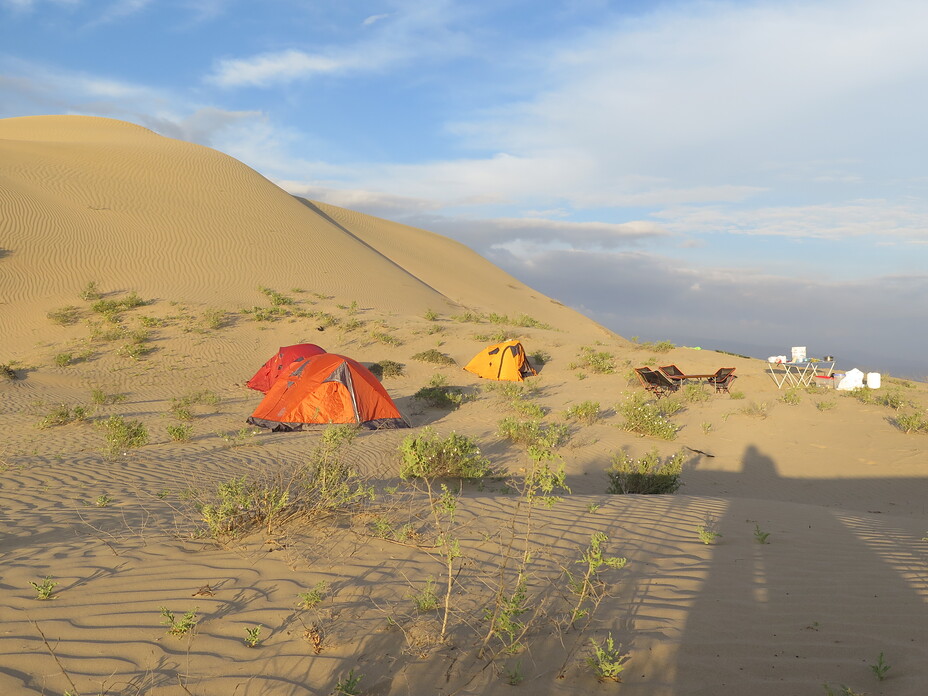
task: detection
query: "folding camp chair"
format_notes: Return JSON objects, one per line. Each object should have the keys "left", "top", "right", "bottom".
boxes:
{"left": 635, "top": 367, "right": 679, "bottom": 399}
{"left": 658, "top": 364, "right": 688, "bottom": 384}
{"left": 705, "top": 367, "right": 737, "bottom": 393}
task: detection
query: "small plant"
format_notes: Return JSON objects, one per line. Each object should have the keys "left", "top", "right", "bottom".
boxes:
{"left": 424, "top": 308, "right": 439, "bottom": 321}
{"left": 701, "top": 421, "right": 712, "bottom": 435}
{"left": 563, "top": 400, "right": 601, "bottom": 425}
{"left": 529, "top": 350, "right": 551, "bottom": 366}
{"left": 399, "top": 427, "right": 493, "bottom": 480}
{"left": 505, "top": 661, "right": 524, "bottom": 685}
{"left": 696, "top": 517, "right": 722, "bottom": 545}
{"left": 368, "top": 360, "right": 404, "bottom": 379}
{"left": 370, "top": 330, "right": 402, "bottom": 346}
{"left": 894, "top": 411, "right": 928, "bottom": 434}
{"left": 160, "top": 606, "right": 198, "bottom": 637}
{"left": 215, "top": 427, "right": 258, "bottom": 446}
{"left": 1, "top": 363, "right": 17, "bottom": 380}
{"left": 200, "top": 308, "right": 228, "bottom": 330}
{"left": 574, "top": 346, "right": 616, "bottom": 374}
{"left": 31, "top": 576, "right": 57, "bottom": 600}
{"left": 297, "top": 581, "right": 329, "bottom": 609}
{"left": 870, "top": 651, "right": 891, "bottom": 681}
{"left": 816, "top": 399, "right": 837, "bottom": 412}
{"left": 753, "top": 523, "right": 770, "bottom": 544}
{"left": 728, "top": 390, "right": 746, "bottom": 400}
{"left": 413, "top": 374, "right": 464, "bottom": 409}
{"left": 244, "top": 625, "right": 263, "bottom": 647}
{"left": 738, "top": 401, "right": 769, "bottom": 418}
{"left": 681, "top": 382, "right": 711, "bottom": 403}
{"left": 100, "top": 415, "right": 149, "bottom": 457}
{"left": 90, "top": 389, "right": 124, "bottom": 405}
{"left": 47, "top": 305, "right": 81, "bottom": 325}
{"left": 333, "top": 669, "right": 363, "bottom": 696}
{"left": 410, "top": 578, "right": 440, "bottom": 612}
{"left": 781, "top": 388, "right": 802, "bottom": 405}
{"left": 586, "top": 632, "right": 628, "bottom": 682}
{"left": 498, "top": 417, "right": 570, "bottom": 449}
{"left": 167, "top": 423, "right": 193, "bottom": 442}
{"left": 607, "top": 448, "right": 684, "bottom": 494}
{"left": 823, "top": 684, "right": 865, "bottom": 696}
{"left": 412, "top": 349, "right": 456, "bottom": 366}
{"left": 38, "top": 404, "right": 90, "bottom": 429}
{"left": 95, "top": 494, "right": 113, "bottom": 508}
{"left": 619, "top": 393, "right": 678, "bottom": 440}
{"left": 258, "top": 286, "right": 294, "bottom": 306}
{"left": 566, "top": 532, "right": 627, "bottom": 625}
{"left": 53, "top": 352, "right": 73, "bottom": 367}
{"left": 79, "top": 280, "right": 101, "bottom": 301}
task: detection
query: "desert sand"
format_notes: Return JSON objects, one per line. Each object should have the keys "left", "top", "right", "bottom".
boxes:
{"left": 1, "top": 115, "right": 926, "bottom": 696}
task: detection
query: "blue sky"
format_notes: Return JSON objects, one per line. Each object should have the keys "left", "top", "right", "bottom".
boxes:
{"left": 2, "top": 0, "right": 927, "bottom": 376}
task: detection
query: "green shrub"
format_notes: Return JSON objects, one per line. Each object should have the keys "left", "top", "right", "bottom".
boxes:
{"left": 681, "top": 382, "right": 710, "bottom": 403}
{"left": 79, "top": 281, "right": 102, "bottom": 301}
{"left": 38, "top": 404, "right": 90, "bottom": 429}
{"left": 99, "top": 415, "right": 149, "bottom": 457}
{"left": 412, "top": 349, "right": 456, "bottom": 366}
{"left": 414, "top": 382, "right": 464, "bottom": 409}
{"left": 47, "top": 305, "right": 81, "bottom": 325}
{"left": 619, "top": 394, "right": 678, "bottom": 440}
{"left": 399, "top": 427, "right": 493, "bottom": 480}
{"left": 452, "top": 311, "right": 484, "bottom": 323}
{"left": 894, "top": 412, "right": 928, "bottom": 434}
{"left": 368, "top": 360, "right": 404, "bottom": 379}
{"left": 497, "top": 417, "right": 570, "bottom": 449}
{"left": 258, "top": 286, "right": 294, "bottom": 306}
{"left": 90, "top": 389, "right": 124, "bottom": 405}
{"left": 563, "top": 400, "right": 601, "bottom": 425}
{"left": 370, "top": 330, "right": 402, "bottom": 346}
{"left": 0, "top": 363, "right": 16, "bottom": 381}
{"left": 574, "top": 346, "right": 616, "bottom": 374}
{"left": 54, "top": 352, "right": 73, "bottom": 367}
{"left": 201, "top": 308, "right": 228, "bottom": 330}
{"left": 167, "top": 423, "right": 193, "bottom": 442}
{"left": 529, "top": 350, "right": 551, "bottom": 366}
{"left": 781, "top": 388, "right": 801, "bottom": 405}
{"left": 424, "top": 308, "right": 440, "bottom": 321}
{"left": 606, "top": 448, "right": 684, "bottom": 494}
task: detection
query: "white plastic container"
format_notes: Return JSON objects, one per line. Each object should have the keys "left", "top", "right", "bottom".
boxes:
{"left": 866, "top": 372, "right": 881, "bottom": 389}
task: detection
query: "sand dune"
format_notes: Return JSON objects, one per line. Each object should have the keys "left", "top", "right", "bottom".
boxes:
{"left": 1, "top": 115, "right": 927, "bottom": 695}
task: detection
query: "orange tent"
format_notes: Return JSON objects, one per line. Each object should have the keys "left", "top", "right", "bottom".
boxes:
{"left": 246, "top": 344, "right": 326, "bottom": 393}
{"left": 247, "top": 353, "right": 408, "bottom": 431}
{"left": 463, "top": 340, "right": 537, "bottom": 382}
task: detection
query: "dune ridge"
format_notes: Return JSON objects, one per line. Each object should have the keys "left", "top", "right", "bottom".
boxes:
{"left": 1, "top": 114, "right": 927, "bottom": 695}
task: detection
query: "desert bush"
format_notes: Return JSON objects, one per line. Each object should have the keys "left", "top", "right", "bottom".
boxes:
{"left": 619, "top": 394, "right": 678, "bottom": 440}
{"left": 371, "top": 330, "right": 402, "bottom": 346}
{"left": 367, "top": 360, "right": 405, "bottom": 379}
{"left": 587, "top": 633, "right": 629, "bottom": 682}
{"left": 894, "top": 412, "right": 928, "bottom": 434}
{"left": 243, "top": 305, "right": 289, "bottom": 322}
{"left": 90, "top": 388, "right": 125, "bottom": 405}
{"left": 681, "top": 382, "right": 710, "bottom": 403}
{"left": 0, "top": 363, "right": 16, "bottom": 380}
{"left": 258, "top": 286, "right": 294, "bottom": 306}
{"left": 197, "top": 424, "right": 371, "bottom": 540}
{"left": 497, "top": 417, "right": 570, "bottom": 449}
{"left": 38, "top": 404, "right": 90, "bottom": 429}
{"left": 88, "top": 321, "right": 126, "bottom": 342}
{"left": 452, "top": 311, "right": 484, "bottom": 323}
{"left": 47, "top": 305, "right": 81, "bottom": 325}
{"left": 815, "top": 399, "right": 837, "bottom": 412}
{"left": 171, "top": 390, "right": 221, "bottom": 420}
{"left": 563, "top": 400, "right": 601, "bottom": 425}
{"left": 738, "top": 402, "right": 770, "bottom": 419}
{"left": 99, "top": 415, "right": 149, "bottom": 457}
{"left": 414, "top": 374, "right": 465, "bottom": 409}
{"left": 167, "top": 423, "right": 193, "bottom": 442}
{"left": 633, "top": 339, "right": 675, "bottom": 353}
{"left": 574, "top": 346, "right": 616, "bottom": 374}
{"left": 528, "top": 350, "right": 551, "bottom": 366}
{"left": 412, "top": 349, "right": 456, "bottom": 366}
{"left": 54, "top": 352, "right": 73, "bottom": 367}
{"left": 606, "top": 448, "right": 684, "bottom": 494}
{"left": 424, "top": 308, "right": 440, "bottom": 321}
{"left": 79, "top": 280, "right": 102, "bottom": 301}
{"left": 781, "top": 388, "right": 802, "bottom": 405}
{"left": 399, "top": 427, "right": 493, "bottom": 480}
{"left": 200, "top": 308, "right": 228, "bottom": 330}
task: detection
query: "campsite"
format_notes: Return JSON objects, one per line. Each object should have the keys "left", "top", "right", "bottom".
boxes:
{"left": 1, "top": 116, "right": 928, "bottom": 696}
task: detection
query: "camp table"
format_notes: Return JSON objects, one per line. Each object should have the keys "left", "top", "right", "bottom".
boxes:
{"left": 766, "top": 360, "right": 835, "bottom": 389}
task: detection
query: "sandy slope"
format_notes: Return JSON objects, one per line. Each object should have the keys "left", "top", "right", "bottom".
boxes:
{"left": 1, "top": 115, "right": 927, "bottom": 696}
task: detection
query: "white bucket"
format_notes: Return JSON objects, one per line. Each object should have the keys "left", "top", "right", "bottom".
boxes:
{"left": 866, "top": 372, "right": 881, "bottom": 389}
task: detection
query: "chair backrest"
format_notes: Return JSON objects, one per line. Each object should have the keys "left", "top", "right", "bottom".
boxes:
{"left": 659, "top": 364, "right": 684, "bottom": 378}
{"left": 712, "top": 367, "right": 736, "bottom": 381}
{"left": 634, "top": 367, "right": 653, "bottom": 386}
{"left": 645, "top": 369, "right": 676, "bottom": 390}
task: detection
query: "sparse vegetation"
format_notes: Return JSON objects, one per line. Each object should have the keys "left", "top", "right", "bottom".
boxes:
{"left": 572, "top": 346, "right": 616, "bottom": 374}
{"left": 399, "top": 427, "right": 493, "bottom": 480}
{"left": 167, "top": 423, "right": 193, "bottom": 442}
{"left": 1, "top": 363, "right": 17, "bottom": 380}
{"left": 586, "top": 632, "right": 628, "bottom": 682}
{"left": 31, "top": 576, "right": 58, "bottom": 600}
{"left": 160, "top": 606, "right": 198, "bottom": 637}
{"left": 412, "top": 349, "right": 456, "bottom": 366}
{"left": 497, "top": 417, "right": 570, "bottom": 449}
{"left": 258, "top": 286, "right": 294, "bottom": 306}
{"left": 244, "top": 625, "right": 263, "bottom": 647}
{"left": 414, "top": 374, "right": 464, "bottom": 409}
{"left": 894, "top": 411, "right": 928, "bottom": 434}
{"left": 563, "top": 400, "right": 601, "bottom": 425}
{"left": 753, "top": 523, "right": 770, "bottom": 544}
{"left": 297, "top": 581, "right": 329, "bottom": 609}
{"left": 781, "top": 388, "right": 802, "bottom": 405}
{"left": 38, "top": 404, "right": 90, "bottom": 429}
{"left": 619, "top": 393, "right": 678, "bottom": 440}
{"left": 79, "top": 280, "right": 102, "bottom": 301}
{"left": 528, "top": 349, "right": 551, "bottom": 366}
{"left": 47, "top": 305, "right": 81, "bottom": 325}
{"left": 696, "top": 517, "right": 722, "bottom": 545}
{"left": 871, "top": 651, "right": 891, "bottom": 681}
{"left": 367, "top": 360, "right": 404, "bottom": 379}
{"left": 606, "top": 448, "right": 684, "bottom": 494}
{"left": 99, "top": 415, "right": 149, "bottom": 457}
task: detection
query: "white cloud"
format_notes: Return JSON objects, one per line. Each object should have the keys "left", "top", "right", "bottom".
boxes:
{"left": 208, "top": 49, "right": 345, "bottom": 87}
{"left": 362, "top": 13, "right": 390, "bottom": 27}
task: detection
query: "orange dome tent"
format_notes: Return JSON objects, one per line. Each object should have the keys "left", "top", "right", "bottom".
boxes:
{"left": 463, "top": 340, "right": 537, "bottom": 382}
{"left": 246, "top": 343, "right": 326, "bottom": 393}
{"left": 247, "top": 353, "right": 408, "bottom": 431}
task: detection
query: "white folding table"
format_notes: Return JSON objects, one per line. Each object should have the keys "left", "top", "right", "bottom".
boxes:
{"left": 766, "top": 361, "right": 835, "bottom": 389}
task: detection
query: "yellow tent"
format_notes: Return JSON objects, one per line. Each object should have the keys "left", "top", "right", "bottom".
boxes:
{"left": 463, "top": 340, "right": 538, "bottom": 382}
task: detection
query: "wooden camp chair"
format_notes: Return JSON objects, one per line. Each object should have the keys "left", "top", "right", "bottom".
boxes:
{"left": 705, "top": 367, "right": 737, "bottom": 393}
